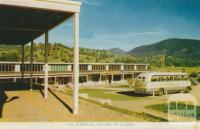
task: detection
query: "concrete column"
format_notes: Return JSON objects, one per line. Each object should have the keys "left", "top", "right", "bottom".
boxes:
{"left": 35, "top": 77, "right": 38, "bottom": 84}
{"left": 121, "top": 65, "right": 124, "bottom": 71}
{"left": 99, "top": 74, "right": 101, "bottom": 81}
{"left": 106, "top": 65, "right": 109, "bottom": 70}
{"left": 145, "top": 65, "right": 148, "bottom": 70}
{"left": 122, "top": 74, "right": 124, "bottom": 80}
{"left": 111, "top": 74, "right": 114, "bottom": 83}
{"left": 134, "top": 65, "right": 137, "bottom": 71}
{"left": 15, "top": 64, "right": 20, "bottom": 72}
{"left": 54, "top": 76, "right": 57, "bottom": 84}
{"left": 14, "top": 77, "right": 16, "bottom": 83}
{"left": 73, "top": 12, "right": 79, "bottom": 115}
{"left": 86, "top": 75, "right": 89, "bottom": 82}
{"left": 44, "top": 31, "right": 49, "bottom": 99}
{"left": 88, "top": 65, "right": 92, "bottom": 71}
{"left": 21, "top": 44, "right": 25, "bottom": 83}
{"left": 30, "top": 41, "right": 33, "bottom": 91}
{"left": 67, "top": 65, "right": 72, "bottom": 71}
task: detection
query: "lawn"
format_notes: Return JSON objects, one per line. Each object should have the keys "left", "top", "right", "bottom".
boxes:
{"left": 146, "top": 103, "right": 200, "bottom": 120}
{"left": 152, "top": 67, "right": 199, "bottom": 74}
{"left": 105, "top": 85, "right": 132, "bottom": 88}
{"left": 64, "top": 88, "right": 142, "bottom": 101}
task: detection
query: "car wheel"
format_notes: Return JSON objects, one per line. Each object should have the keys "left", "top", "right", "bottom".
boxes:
{"left": 185, "top": 86, "right": 192, "bottom": 93}
{"left": 157, "top": 88, "right": 164, "bottom": 96}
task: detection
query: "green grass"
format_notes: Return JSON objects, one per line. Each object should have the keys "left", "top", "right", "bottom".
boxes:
{"left": 105, "top": 85, "right": 131, "bottom": 88}
{"left": 80, "top": 89, "right": 140, "bottom": 101}
{"left": 146, "top": 103, "right": 200, "bottom": 120}
{"left": 60, "top": 88, "right": 166, "bottom": 122}
{"left": 152, "top": 67, "right": 199, "bottom": 74}
{"left": 64, "top": 88, "right": 141, "bottom": 101}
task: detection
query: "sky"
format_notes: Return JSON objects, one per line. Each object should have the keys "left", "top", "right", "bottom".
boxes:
{"left": 36, "top": 0, "right": 200, "bottom": 51}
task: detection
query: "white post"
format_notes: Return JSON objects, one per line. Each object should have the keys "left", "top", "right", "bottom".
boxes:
{"left": 166, "top": 91, "right": 168, "bottom": 106}
{"left": 30, "top": 40, "right": 33, "bottom": 91}
{"left": 111, "top": 74, "right": 114, "bottom": 84}
{"left": 153, "top": 89, "right": 155, "bottom": 99}
{"left": 44, "top": 31, "right": 49, "bottom": 99}
{"left": 99, "top": 74, "right": 101, "bottom": 82}
{"left": 134, "top": 65, "right": 137, "bottom": 71}
{"left": 121, "top": 65, "right": 124, "bottom": 71}
{"left": 73, "top": 12, "right": 79, "bottom": 115}
{"left": 122, "top": 74, "right": 124, "bottom": 80}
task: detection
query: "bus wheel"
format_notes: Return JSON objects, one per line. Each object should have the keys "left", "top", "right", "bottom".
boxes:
{"left": 157, "top": 88, "right": 164, "bottom": 96}
{"left": 185, "top": 86, "right": 192, "bottom": 93}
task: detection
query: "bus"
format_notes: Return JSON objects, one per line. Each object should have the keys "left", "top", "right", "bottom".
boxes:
{"left": 135, "top": 72, "right": 192, "bottom": 96}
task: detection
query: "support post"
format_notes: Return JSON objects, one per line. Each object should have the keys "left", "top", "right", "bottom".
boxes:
{"left": 99, "top": 74, "right": 101, "bottom": 82}
{"left": 21, "top": 44, "right": 25, "bottom": 83}
{"left": 30, "top": 41, "right": 33, "bottom": 91}
{"left": 122, "top": 74, "right": 124, "bottom": 80}
{"left": 54, "top": 76, "right": 57, "bottom": 85}
{"left": 44, "top": 31, "right": 49, "bottom": 99}
{"left": 35, "top": 77, "right": 38, "bottom": 84}
{"left": 73, "top": 12, "right": 79, "bottom": 115}
{"left": 111, "top": 74, "right": 114, "bottom": 83}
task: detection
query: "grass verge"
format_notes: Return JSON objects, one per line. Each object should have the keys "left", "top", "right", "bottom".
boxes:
{"left": 64, "top": 88, "right": 142, "bottom": 101}
{"left": 146, "top": 103, "right": 200, "bottom": 120}
{"left": 59, "top": 88, "right": 167, "bottom": 122}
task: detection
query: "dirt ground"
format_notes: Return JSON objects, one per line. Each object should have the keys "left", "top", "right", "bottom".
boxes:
{"left": 0, "top": 89, "right": 145, "bottom": 122}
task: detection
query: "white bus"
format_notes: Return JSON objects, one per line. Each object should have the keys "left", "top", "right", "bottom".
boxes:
{"left": 135, "top": 72, "right": 192, "bottom": 96}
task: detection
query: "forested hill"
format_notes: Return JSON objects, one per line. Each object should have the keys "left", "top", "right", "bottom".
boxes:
{"left": 0, "top": 43, "right": 136, "bottom": 63}
{"left": 0, "top": 38, "right": 199, "bottom": 67}
{"left": 108, "top": 48, "right": 126, "bottom": 54}
{"left": 127, "top": 38, "right": 200, "bottom": 67}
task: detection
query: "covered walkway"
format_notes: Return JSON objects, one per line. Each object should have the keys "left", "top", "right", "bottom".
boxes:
{"left": 0, "top": 0, "right": 81, "bottom": 114}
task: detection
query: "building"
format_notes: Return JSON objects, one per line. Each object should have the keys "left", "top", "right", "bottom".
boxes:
{"left": 0, "top": 62, "right": 149, "bottom": 86}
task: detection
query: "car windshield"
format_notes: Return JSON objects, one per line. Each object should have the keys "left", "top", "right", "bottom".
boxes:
{"left": 138, "top": 76, "right": 145, "bottom": 81}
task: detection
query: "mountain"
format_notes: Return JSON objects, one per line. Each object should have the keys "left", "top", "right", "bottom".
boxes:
{"left": 108, "top": 48, "right": 126, "bottom": 54}
{"left": 128, "top": 38, "right": 200, "bottom": 57}
{"left": 127, "top": 38, "right": 200, "bottom": 66}
{"left": 0, "top": 38, "right": 199, "bottom": 67}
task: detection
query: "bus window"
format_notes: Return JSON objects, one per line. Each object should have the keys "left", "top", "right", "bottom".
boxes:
{"left": 177, "top": 76, "right": 182, "bottom": 81}
{"left": 137, "top": 76, "right": 145, "bottom": 81}
{"left": 182, "top": 75, "right": 188, "bottom": 80}
{"left": 151, "top": 76, "right": 157, "bottom": 82}
{"left": 174, "top": 76, "right": 182, "bottom": 81}
{"left": 170, "top": 76, "right": 174, "bottom": 81}
{"left": 161, "top": 76, "right": 166, "bottom": 81}
{"left": 166, "top": 76, "right": 170, "bottom": 81}
{"left": 157, "top": 76, "right": 162, "bottom": 81}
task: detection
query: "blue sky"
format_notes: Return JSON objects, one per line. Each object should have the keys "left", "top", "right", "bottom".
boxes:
{"left": 36, "top": 0, "right": 200, "bottom": 51}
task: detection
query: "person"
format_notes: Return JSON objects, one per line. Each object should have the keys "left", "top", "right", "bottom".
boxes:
{"left": 0, "top": 86, "right": 8, "bottom": 118}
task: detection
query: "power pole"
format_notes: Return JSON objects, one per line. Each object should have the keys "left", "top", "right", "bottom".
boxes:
{"left": 160, "top": 55, "right": 165, "bottom": 71}
{"left": 96, "top": 50, "right": 100, "bottom": 62}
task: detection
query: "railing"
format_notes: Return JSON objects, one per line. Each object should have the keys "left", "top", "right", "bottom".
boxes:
{"left": 0, "top": 62, "right": 149, "bottom": 73}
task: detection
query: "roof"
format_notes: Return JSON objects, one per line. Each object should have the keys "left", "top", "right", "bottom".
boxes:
{"left": 0, "top": 0, "right": 81, "bottom": 45}
{"left": 168, "top": 93, "right": 198, "bottom": 105}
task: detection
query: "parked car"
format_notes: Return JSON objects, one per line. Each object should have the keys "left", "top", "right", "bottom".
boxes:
{"left": 190, "top": 77, "right": 199, "bottom": 86}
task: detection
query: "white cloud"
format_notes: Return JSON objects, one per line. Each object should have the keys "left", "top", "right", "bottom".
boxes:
{"left": 80, "top": 27, "right": 169, "bottom": 50}
{"left": 93, "top": 28, "right": 168, "bottom": 41}
{"left": 80, "top": 0, "right": 103, "bottom": 6}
